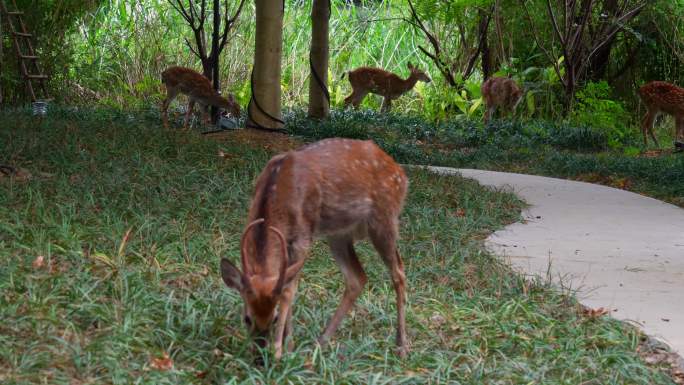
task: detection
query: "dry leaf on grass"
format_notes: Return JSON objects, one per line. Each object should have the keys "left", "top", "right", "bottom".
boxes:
{"left": 32, "top": 255, "right": 46, "bottom": 269}
{"left": 429, "top": 313, "right": 447, "bottom": 328}
{"left": 150, "top": 352, "right": 173, "bottom": 371}
{"left": 581, "top": 306, "right": 610, "bottom": 318}
{"left": 454, "top": 208, "right": 466, "bottom": 217}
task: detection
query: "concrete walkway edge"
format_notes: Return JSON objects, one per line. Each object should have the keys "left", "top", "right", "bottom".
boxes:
{"left": 423, "top": 166, "right": 684, "bottom": 358}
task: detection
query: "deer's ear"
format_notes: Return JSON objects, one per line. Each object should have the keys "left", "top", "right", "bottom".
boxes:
{"left": 407, "top": 62, "right": 414, "bottom": 70}
{"left": 283, "top": 258, "right": 306, "bottom": 286}
{"left": 220, "top": 258, "right": 244, "bottom": 291}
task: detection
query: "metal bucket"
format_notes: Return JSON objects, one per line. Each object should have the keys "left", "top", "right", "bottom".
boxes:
{"left": 218, "top": 115, "right": 240, "bottom": 130}
{"left": 32, "top": 100, "right": 48, "bottom": 116}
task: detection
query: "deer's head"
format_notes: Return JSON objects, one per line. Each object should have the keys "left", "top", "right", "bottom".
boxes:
{"left": 222, "top": 94, "right": 241, "bottom": 118}
{"left": 407, "top": 62, "right": 431, "bottom": 83}
{"left": 220, "top": 219, "right": 303, "bottom": 347}
{"left": 511, "top": 87, "right": 524, "bottom": 111}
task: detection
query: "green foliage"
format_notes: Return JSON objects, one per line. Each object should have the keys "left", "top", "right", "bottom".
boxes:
{"left": 571, "top": 82, "right": 637, "bottom": 149}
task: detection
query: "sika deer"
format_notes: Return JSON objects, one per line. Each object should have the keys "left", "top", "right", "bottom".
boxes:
{"left": 161, "top": 66, "right": 240, "bottom": 129}
{"left": 220, "top": 138, "right": 409, "bottom": 360}
{"left": 343, "top": 62, "right": 431, "bottom": 113}
{"left": 481, "top": 76, "right": 523, "bottom": 124}
{"left": 638, "top": 81, "right": 684, "bottom": 149}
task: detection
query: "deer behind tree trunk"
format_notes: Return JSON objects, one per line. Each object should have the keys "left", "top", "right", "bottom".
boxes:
{"left": 481, "top": 76, "right": 523, "bottom": 124}
{"left": 160, "top": 66, "right": 240, "bottom": 129}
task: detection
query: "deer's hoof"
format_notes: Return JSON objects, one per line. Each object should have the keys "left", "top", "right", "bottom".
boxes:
{"left": 396, "top": 345, "right": 410, "bottom": 359}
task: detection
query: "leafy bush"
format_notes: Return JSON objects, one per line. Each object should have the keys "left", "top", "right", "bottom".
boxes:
{"left": 571, "top": 81, "right": 638, "bottom": 149}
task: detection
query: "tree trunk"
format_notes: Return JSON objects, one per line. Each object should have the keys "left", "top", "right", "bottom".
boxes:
{"left": 210, "top": 0, "right": 220, "bottom": 123}
{"left": 587, "top": 0, "right": 619, "bottom": 81}
{"left": 308, "top": 0, "right": 330, "bottom": 119}
{"left": 479, "top": 8, "right": 492, "bottom": 80}
{"left": 248, "top": 0, "right": 284, "bottom": 130}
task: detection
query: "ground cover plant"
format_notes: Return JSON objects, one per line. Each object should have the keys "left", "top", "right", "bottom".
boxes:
{"left": 285, "top": 110, "right": 684, "bottom": 208}
{"left": 0, "top": 109, "right": 677, "bottom": 384}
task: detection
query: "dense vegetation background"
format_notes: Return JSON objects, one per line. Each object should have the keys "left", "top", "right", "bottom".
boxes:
{"left": 2, "top": 0, "right": 683, "bottom": 136}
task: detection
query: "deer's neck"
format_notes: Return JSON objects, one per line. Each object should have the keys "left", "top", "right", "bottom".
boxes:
{"left": 207, "top": 93, "right": 229, "bottom": 107}
{"left": 399, "top": 74, "right": 420, "bottom": 94}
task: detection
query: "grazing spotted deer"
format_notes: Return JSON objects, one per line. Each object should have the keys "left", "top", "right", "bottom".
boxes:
{"left": 343, "top": 62, "right": 431, "bottom": 113}
{"left": 161, "top": 66, "right": 240, "bottom": 129}
{"left": 638, "top": 81, "right": 684, "bottom": 149}
{"left": 220, "top": 138, "right": 409, "bottom": 360}
{"left": 481, "top": 76, "right": 523, "bottom": 124}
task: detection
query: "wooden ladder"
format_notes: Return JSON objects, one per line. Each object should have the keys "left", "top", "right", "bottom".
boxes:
{"left": 0, "top": 0, "right": 49, "bottom": 102}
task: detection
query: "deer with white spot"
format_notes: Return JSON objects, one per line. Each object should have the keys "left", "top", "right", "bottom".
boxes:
{"left": 638, "top": 81, "right": 684, "bottom": 150}
{"left": 220, "top": 138, "right": 410, "bottom": 360}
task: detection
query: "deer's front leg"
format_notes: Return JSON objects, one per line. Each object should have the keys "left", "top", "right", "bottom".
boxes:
{"left": 642, "top": 110, "right": 658, "bottom": 146}
{"left": 484, "top": 105, "right": 495, "bottom": 124}
{"left": 381, "top": 97, "right": 392, "bottom": 113}
{"left": 273, "top": 282, "right": 298, "bottom": 360}
{"left": 319, "top": 236, "right": 367, "bottom": 345}
{"left": 184, "top": 100, "right": 196, "bottom": 129}
{"left": 273, "top": 238, "right": 310, "bottom": 359}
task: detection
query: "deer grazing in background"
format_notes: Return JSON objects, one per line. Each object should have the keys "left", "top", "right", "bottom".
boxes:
{"left": 220, "top": 138, "right": 409, "bottom": 361}
{"left": 638, "top": 81, "right": 684, "bottom": 150}
{"left": 481, "top": 76, "right": 523, "bottom": 124}
{"left": 161, "top": 66, "right": 241, "bottom": 129}
{"left": 343, "top": 62, "right": 431, "bottom": 113}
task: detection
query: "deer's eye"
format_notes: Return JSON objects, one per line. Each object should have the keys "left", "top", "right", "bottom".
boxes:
{"left": 244, "top": 315, "right": 252, "bottom": 326}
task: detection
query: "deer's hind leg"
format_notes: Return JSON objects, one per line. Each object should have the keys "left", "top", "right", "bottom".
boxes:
{"left": 368, "top": 218, "right": 408, "bottom": 357}
{"left": 675, "top": 115, "right": 684, "bottom": 143}
{"left": 318, "top": 236, "right": 368, "bottom": 345}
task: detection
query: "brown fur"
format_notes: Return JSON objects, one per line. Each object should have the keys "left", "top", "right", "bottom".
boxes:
{"left": 160, "top": 66, "right": 240, "bottom": 128}
{"left": 343, "top": 62, "right": 431, "bottom": 113}
{"left": 481, "top": 77, "right": 523, "bottom": 124}
{"left": 221, "top": 138, "right": 410, "bottom": 360}
{"left": 638, "top": 81, "right": 684, "bottom": 147}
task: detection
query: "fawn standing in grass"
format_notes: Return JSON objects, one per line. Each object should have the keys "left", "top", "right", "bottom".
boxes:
{"left": 220, "top": 138, "right": 410, "bottom": 361}
{"left": 638, "top": 81, "right": 684, "bottom": 150}
{"left": 343, "top": 62, "right": 431, "bottom": 113}
{"left": 481, "top": 76, "right": 523, "bottom": 124}
{"left": 160, "top": 66, "right": 241, "bottom": 129}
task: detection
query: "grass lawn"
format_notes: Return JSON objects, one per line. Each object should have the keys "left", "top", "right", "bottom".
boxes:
{"left": 0, "top": 108, "right": 677, "bottom": 384}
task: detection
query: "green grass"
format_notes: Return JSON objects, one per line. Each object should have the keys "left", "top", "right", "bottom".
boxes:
{"left": 0, "top": 108, "right": 675, "bottom": 384}
{"left": 286, "top": 110, "right": 684, "bottom": 207}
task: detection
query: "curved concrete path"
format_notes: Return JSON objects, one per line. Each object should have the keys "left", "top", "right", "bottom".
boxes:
{"left": 427, "top": 167, "right": 684, "bottom": 355}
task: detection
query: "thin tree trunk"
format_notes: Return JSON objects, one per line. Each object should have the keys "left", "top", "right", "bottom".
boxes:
{"left": 479, "top": 8, "right": 492, "bottom": 80}
{"left": 308, "top": 0, "right": 330, "bottom": 119}
{"left": 248, "top": 0, "right": 284, "bottom": 130}
{"left": 211, "top": 0, "right": 220, "bottom": 123}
